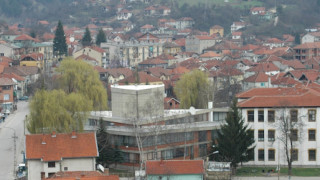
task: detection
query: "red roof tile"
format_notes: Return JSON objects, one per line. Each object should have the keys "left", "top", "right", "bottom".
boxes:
{"left": 238, "top": 92, "right": 320, "bottom": 108}
{"left": 146, "top": 160, "right": 204, "bottom": 175}
{"left": 236, "top": 87, "right": 310, "bottom": 99}
{"left": 118, "top": 72, "right": 162, "bottom": 84}
{"left": 244, "top": 72, "right": 269, "bottom": 82}
{"left": 139, "top": 58, "right": 167, "bottom": 65}
{"left": 47, "top": 171, "right": 119, "bottom": 180}
{"left": 26, "top": 132, "right": 98, "bottom": 161}
{"left": 294, "top": 42, "right": 320, "bottom": 49}
{"left": 14, "top": 34, "right": 35, "bottom": 41}
{"left": 200, "top": 51, "right": 220, "bottom": 58}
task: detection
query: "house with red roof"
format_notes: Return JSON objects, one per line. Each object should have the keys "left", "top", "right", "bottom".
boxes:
{"left": 263, "top": 38, "right": 284, "bottom": 49}
{"left": 186, "top": 35, "right": 217, "bottom": 54}
{"left": 118, "top": 71, "right": 163, "bottom": 85}
{"left": 0, "top": 77, "right": 16, "bottom": 112}
{"left": 117, "top": 9, "right": 132, "bottom": 20}
{"left": 200, "top": 51, "right": 221, "bottom": 61}
{"left": 294, "top": 42, "right": 320, "bottom": 60}
{"left": 250, "top": 7, "right": 266, "bottom": 15}
{"left": 45, "top": 171, "right": 119, "bottom": 180}
{"left": 164, "top": 97, "right": 180, "bottom": 109}
{"left": 146, "top": 160, "right": 204, "bottom": 180}
{"left": 244, "top": 72, "right": 271, "bottom": 90}
{"left": 138, "top": 58, "right": 168, "bottom": 70}
{"left": 73, "top": 46, "right": 106, "bottom": 67}
{"left": 26, "top": 132, "right": 98, "bottom": 180}
{"left": 237, "top": 86, "right": 320, "bottom": 166}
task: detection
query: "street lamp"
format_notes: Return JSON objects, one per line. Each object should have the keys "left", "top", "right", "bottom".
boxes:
{"left": 0, "top": 127, "right": 17, "bottom": 179}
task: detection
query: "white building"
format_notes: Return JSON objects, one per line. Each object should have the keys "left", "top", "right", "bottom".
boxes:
{"left": 25, "top": 132, "right": 98, "bottom": 179}
{"left": 237, "top": 87, "right": 320, "bottom": 166}
{"left": 301, "top": 32, "right": 320, "bottom": 44}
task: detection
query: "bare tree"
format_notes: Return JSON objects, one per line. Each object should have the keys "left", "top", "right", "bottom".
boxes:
{"left": 275, "top": 101, "right": 305, "bottom": 177}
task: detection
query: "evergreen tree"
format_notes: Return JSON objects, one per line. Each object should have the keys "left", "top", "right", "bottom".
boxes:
{"left": 213, "top": 98, "right": 255, "bottom": 174}
{"left": 112, "top": 145, "right": 124, "bottom": 168}
{"left": 53, "top": 20, "right": 67, "bottom": 56}
{"left": 82, "top": 27, "right": 92, "bottom": 47}
{"left": 96, "top": 119, "right": 114, "bottom": 167}
{"left": 96, "top": 28, "right": 106, "bottom": 46}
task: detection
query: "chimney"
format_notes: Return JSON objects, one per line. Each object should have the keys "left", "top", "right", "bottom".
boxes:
{"left": 41, "top": 135, "right": 46, "bottom": 145}
{"left": 51, "top": 131, "right": 56, "bottom": 138}
{"left": 71, "top": 131, "right": 77, "bottom": 138}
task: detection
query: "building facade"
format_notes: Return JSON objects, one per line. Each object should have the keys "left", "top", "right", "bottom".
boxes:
{"left": 86, "top": 85, "right": 228, "bottom": 168}
{"left": 237, "top": 87, "right": 320, "bottom": 166}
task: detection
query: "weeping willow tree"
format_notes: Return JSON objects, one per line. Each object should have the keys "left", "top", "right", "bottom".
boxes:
{"left": 27, "top": 58, "right": 108, "bottom": 133}
{"left": 174, "top": 69, "right": 211, "bottom": 109}
{"left": 27, "top": 89, "right": 92, "bottom": 133}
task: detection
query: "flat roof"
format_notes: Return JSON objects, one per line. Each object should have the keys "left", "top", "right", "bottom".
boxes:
{"left": 111, "top": 84, "right": 164, "bottom": 90}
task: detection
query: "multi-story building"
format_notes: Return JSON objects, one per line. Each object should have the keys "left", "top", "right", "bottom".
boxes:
{"left": 86, "top": 84, "right": 228, "bottom": 168}
{"left": 237, "top": 86, "right": 320, "bottom": 166}
{"left": 73, "top": 46, "right": 107, "bottom": 67}
{"left": 186, "top": 35, "right": 217, "bottom": 54}
{"left": 101, "top": 41, "right": 163, "bottom": 67}
{"left": 294, "top": 42, "right": 320, "bottom": 60}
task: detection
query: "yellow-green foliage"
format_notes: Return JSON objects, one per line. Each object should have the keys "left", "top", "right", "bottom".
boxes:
{"left": 27, "top": 89, "right": 92, "bottom": 133}
{"left": 28, "top": 58, "right": 108, "bottom": 133}
{"left": 174, "top": 70, "right": 210, "bottom": 109}
{"left": 56, "top": 57, "right": 108, "bottom": 110}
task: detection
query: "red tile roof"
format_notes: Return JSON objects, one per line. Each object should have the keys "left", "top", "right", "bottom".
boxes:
{"left": 244, "top": 72, "right": 269, "bottom": 83}
{"left": 0, "top": 77, "right": 15, "bottom": 86}
{"left": 146, "top": 67, "right": 172, "bottom": 77}
{"left": 294, "top": 42, "right": 320, "bottom": 49}
{"left": 141, "top": 24, "right": 154, "bottom": 29}
{"left": 246, "top": 62, "right": 279, "bottom": 73}
{"left": 105, "top": 68, "right": 132, "bottom": 78}
{"left": 75, "top": 54, "right": 98, "bottom": 62}
{"left": 118, "top": 72, "right": 162, "bottom": 84}
{"left": 47, "top": 171, "right": 119, "bottom": 180}
{"left": 21, "top": 53, "right": 44, "bottom": 61}
{"left": 94, "top": 66, "right": 108, "bottom": 73}
{"left": 236, "top": 87, "right": 310, "bottom": 99}
{"left": 26, "top": 132, "right": 98, "bottom": 161}
{"left": 195, "top": 35, "right": 214, "bottom": 40}
{"left": 238, "top": 92, "right": 320, "bottom": 108}
{"left": 14, "top": 34, "right": 35, "bottom": 41}
{"left": 0, "top": 73, "right": 25, "bottom": 81}
{"left": 171, "top": 66, "right": 190, "bottom": 75}
{"left": 146, "top": 160, "right": 204, "bottom": 175}
{"left": 211, "top": 25, "right": 223, "bottom": 29}
{"left": 200, "top": 51, "right": 220, "bottom": 58}
{"left": 139, "top": 58, "right": 167, "bottom": 65}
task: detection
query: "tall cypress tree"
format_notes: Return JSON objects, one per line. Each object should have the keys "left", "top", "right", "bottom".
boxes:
{"left": 82, "top": 27, "right": 92, "bottom": 47}
{"left": 53, "top": 20, "right": 67, "bottom": 56}
{"left": 96, "top": 28, "right": 106, "bottom": 46}
{"left": 213, "top": 98, "right": 255, "bottom": 173}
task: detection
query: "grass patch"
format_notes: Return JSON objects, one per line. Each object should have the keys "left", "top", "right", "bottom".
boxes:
{"left": 236, "top": 166, "right": 320, "bottom": 177}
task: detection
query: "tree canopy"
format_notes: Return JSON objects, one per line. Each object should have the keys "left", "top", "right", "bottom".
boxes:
{"left": 27, "top": 89, "right": 91, "bottom": 133}
{"left": 82, "top": 27, "right": 92, "bottom": 47}
{"left": 56, "top": 58, "right": 108, "bottom": 110}
{"left": 53, "top": 20, "right": 67, "bottom": 56}
{"left": 174, "top": 70, "right": 210, "bottom": 109}
{"left": 27, "top": 58, "right": 108, "bottom": 133}
{"left": 213, "top": 98, "right": 255, "bottom": 173}
{"left": 96, "top": 28, "right": 106, "bottom": 46}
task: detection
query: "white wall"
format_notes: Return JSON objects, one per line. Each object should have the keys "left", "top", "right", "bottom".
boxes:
{"left": 241, "top": 107, "right": 320, "bottom": 166}
{"left": 61, "top": 158, "right": 96, "bottom": 171}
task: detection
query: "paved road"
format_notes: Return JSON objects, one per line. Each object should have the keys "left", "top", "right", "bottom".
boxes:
{"left": 0, "top": 101, "right": 29, "bottom": 180}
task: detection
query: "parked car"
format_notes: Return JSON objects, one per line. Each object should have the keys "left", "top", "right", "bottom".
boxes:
{"left": 19, "top": 96, "right": 29, "bottom": 101}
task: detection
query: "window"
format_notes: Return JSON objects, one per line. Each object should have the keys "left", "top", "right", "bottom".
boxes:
{"left": 291, "top": 129, "right": 298, "bottom": 141}
{"left": 291, "top": 149, "right": 298, "bottom": 161}
{"left": 290, "top": 110, "right": 298, "bottom": 122}
{"left": 0, "top": 53, "right": 4, "bottom": 56}
{"left": 64, "top": 167, "right": 68, "bottom": 171}
{"left": 48, "top": 161, "right": 55, "bottom": 168}
{"left": 258, "top": 110, "right": 264, "bottom": 122}
{"left": 268, "top": 130, "right": 275, "bottom": 141}
{"left": 247, "top": 110, "right": 254, "bottom": 122}
{"left": 258, "top": 130, "right": 264, "bottom": 141}
{"left": 268, "top": 149, "right": 275, "bottom": 161}
{"left": 309, "top": 129, "right": 316, "bottom": 141}
{"left": 48, "top": 173, "right": 55, "bottom": 177}
{"left": 309, "top": 149, "right": 316, "bottom": 161}
{"left": 258, "top": 149, "right": 264, "bottom": 161}
{"left": 268, "top": 110, "right": 275, "bottom": 122}
{"left": 260, "top": 82, "right": 265, "bottom": 87}
{"left": 308, "top": 110, "right": 316, "bottom": 122}
{"left": 3, "top": 94, "right": 9, "bottom": 101}
{"left": 248, "top": 129, "right": 254, "bottom": 141}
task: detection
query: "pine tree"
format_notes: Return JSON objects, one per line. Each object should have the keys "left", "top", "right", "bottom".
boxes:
{"left": 96, "top": 119, "right": 114, "bottom": 167}
{"left": 82, "top": 27, "right": 92, "bottom": 47}
{"left": 213, "top": 98, "right": 255, "bottom": 174}
{"left": 96, "top": 28, "right": 106, "bottom": 46}
{"left": 53, "top": 20, "right": 67, "bottom": 56}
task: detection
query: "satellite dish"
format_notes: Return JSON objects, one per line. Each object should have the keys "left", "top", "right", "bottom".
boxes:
{"left": 97, "top": 164, "right": 104, "bottom": 173}
{"left": 70, "top": 36, "right": 75, "bottom": 42}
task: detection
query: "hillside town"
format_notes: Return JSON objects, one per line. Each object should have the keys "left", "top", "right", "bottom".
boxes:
{"left": 1, "top": 0, "right": 320, "bottom": 180}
